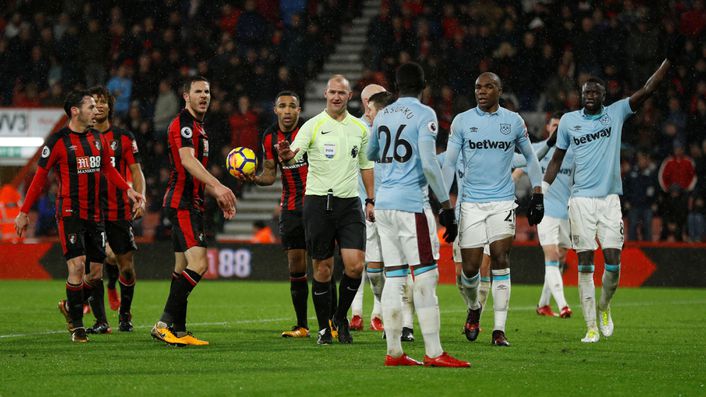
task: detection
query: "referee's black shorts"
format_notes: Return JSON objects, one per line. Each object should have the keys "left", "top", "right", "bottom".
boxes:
{"left": 279, "top": 210, "right": 306, "bottom": 250}
{"left": 303, "top": 195, "right": 365, "bottom": 260}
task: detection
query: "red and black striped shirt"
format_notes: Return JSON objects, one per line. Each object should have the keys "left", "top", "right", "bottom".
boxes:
{"left": 262, "top": 120, "right": 307, "bottom": 211}
{"left": 38, "top": 127, "right": 113, "bottom": 222}
{"left": 100, "top": 126, "right": 141, "bottom": 221}
{"left": 163, "top": 109, "right": 209, "bottom": 211}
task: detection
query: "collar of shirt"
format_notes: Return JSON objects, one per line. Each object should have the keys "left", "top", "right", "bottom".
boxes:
{"left": 323, "top": 110, "right": 353, "bottom": 125}
{"left": 474, "top": 106, "right": 500, "bottom": 117}
{"left": 579, "top": 106, "right": 606, "bottom": 120}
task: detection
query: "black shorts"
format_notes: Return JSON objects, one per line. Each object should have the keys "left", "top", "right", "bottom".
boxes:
{"left": 168, "top": 208, "right": 207, "bottom": 252}
{"left": 105, "top": 220, "right": 138, "bottom": 255}
{"left": 303, "top": 195, "right": 365, "bottom": 260}
{"left": 57, "top": 216, "right": 106, "bottom": 263}
{"left": 279, "top": 210, "right": 306, "bottom": 250}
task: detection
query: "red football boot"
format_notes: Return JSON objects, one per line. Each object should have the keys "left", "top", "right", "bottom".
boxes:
{"left": 108, "top": 287, "right": 120, "bottom": 311}
{"left": 536, "top": 305, "right": 558, "bottom": 317}
{"left": 350, "top": 315, "right": 363, "bottom": 331}
{"left": 559, "top": 306, "right": 573, "bottom": 318}
{"left": 385, "top": 354, "right": 423, "bottom": 366}
{"left": 423, "top": 352, "right": 471, "bottom": 368}
{"left": 370, "top": 316, "right": 384, "bottom": 331}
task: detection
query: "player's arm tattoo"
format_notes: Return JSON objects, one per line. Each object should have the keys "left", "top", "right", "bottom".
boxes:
{"left": 255, "top": 159, "right": 277, "bottom": 186}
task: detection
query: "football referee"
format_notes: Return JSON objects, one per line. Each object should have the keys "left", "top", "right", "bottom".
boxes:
{"left": 277, "top": 74, "right": 374, "bottom": 345}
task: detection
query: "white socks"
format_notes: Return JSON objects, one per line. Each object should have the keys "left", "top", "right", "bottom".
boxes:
{"left": 402, "top": 274, "right": 414, "bottom": 329}
{"left": 578, "top": 265, "right": 597, "bottom": 329}
{"left": 599, "top": 264, "right": 620, "bottom": 310}
{"left": 413, "top": 267, "right": 443, "bottom": 358}
{"left": 381, "top": 274, "right": 405, "bottom": 357}
{"left": 543, "top": 261, "right": 568, "bottom": 309}
{"left": 479, "top": 276, "right": 491, "bottom": 311}
{"left": 491, "top": 268, "right": 511, "bottom": 332}
{"left": 351, "top": 267, "right": 366, "bottom": 316}
{"left": 367, "top": 267, "right": 384, "bottom": 318}
{"left": 460, "top": 270, "right": 481, "bottom": 310}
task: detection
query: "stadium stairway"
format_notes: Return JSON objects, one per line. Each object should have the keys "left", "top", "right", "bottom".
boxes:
{"left": 222, "top": 180, "right": 282, "bottom": 241}
{"left": 303, "top": 0, "right": 380, "bottom": 117}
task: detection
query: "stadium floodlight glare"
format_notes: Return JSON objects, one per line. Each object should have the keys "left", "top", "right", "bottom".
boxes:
{"left": 0, "top": 137, "right": 44, "bottom": 147}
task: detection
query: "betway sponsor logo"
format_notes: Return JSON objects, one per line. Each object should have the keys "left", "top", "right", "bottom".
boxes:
{"left": 573, "top": 127, "right": 611, "bottom": 145}
{"left": 541, "top": 166, "right": 572, "bottom": 176}
{"left": 468, "top": 140, "right": 513, "bottom": 151}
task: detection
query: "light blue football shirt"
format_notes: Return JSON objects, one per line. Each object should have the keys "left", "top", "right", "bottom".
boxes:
{"left": 367, "top": 97, "right": 449, "bottom": 213}
{"left": 357, "top": 117, "right": 384, "bottom": 207}
{"left": 522, "top": 143, "right": 574, "bottom": 219}
{"left": 443, "top": 106, "right": 542, "bottom": 203}
{"left": 556, "top": 98, "right": 633, "bottom": 197}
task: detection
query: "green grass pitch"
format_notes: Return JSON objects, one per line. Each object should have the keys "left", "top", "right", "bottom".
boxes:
{"left": 1, "top": 280, "right": 705, "bottom": 396}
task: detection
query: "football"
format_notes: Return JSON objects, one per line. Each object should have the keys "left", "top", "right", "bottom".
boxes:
{"left": 226, "top": 147, "right": 258, "bottom": 177}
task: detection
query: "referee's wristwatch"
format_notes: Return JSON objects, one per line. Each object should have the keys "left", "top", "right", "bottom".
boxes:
{"left": 365, "top": 198, "right": 375, "bottom": 206}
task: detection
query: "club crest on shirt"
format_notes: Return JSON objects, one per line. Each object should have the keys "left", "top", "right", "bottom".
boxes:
{"left": 41, "top": 145, "right": 50, "bottom": 158}
{"left": 500, "top": 123, "right": 511, "bottom": 135}
{"left": 110, "top": 140, "right": 118, "bottom": 151}
{"left": 94, "top": 140, "right": 101, "bottom": 151}
{"left": 599, "top": 114, "right": 611, "bottom": 126}
{"left": 351, "top": 145, "right": 359, "bottom": 158}
{"left": 181, "top": 126, "right": 193, "bottom": 139}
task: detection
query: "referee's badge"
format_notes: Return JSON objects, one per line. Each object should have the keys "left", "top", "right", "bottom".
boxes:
{"left": 500, "top": 123, "right": 511, "bottom": 135}
{"left": 324, "top": 143, "right": 336, "bottom": 159}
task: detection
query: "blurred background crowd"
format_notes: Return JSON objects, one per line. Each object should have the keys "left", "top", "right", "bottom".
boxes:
{"left": 1, "top": 0, "right": 705, "bottom": 242}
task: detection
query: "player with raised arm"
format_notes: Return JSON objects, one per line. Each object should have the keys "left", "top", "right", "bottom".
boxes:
{"left": 442, "top": 72, "right": 544, "bottom": 347}
{"left": 368, "top": 62, "right": 469, "bottom": 367}
{"left": 237, "top": 91, "right": 311, "bottom": 338}
{"left": 87, "top": 86, "right": 145, "bottom": 333}
{"left": 543, "top": 57, "right": 672, "bottom": 343}
{"left": 151, "top": 76, "right": 236, "bottom": 347}
{"left": 15, "top": 90, "right": 144, "bottom": 342}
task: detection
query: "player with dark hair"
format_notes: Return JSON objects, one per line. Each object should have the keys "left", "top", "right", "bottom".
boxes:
{"left": 513, "top": 112, "right": 572, "bottom": 319}
{"left": 237, "top": 90, "right": 313, "bottom": 338}
{"left": 369, "top": 62, "right": 469, "bottom": 367}
{"left": 151, "top": 76, "right": 237, "bottom": 346}
{"left": 543, "top": 57, "right": 672, "bottom": 343}
{"left": 442, "top": 72, "right": 544, "bottom": 347}
{"left": 86, "top": 85, "right": 145, "bottom": 333}
{"left": 15, "top": 90, "right": 144, "bottom": 342}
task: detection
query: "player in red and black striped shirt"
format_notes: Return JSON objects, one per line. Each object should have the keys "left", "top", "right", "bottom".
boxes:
{"left": 15, "top": 90, "right": 144, "bottom": 343}
{"left": 151, "top": 76, "right": 236, "bottom": 347}
{"left": 89, "top": 86, "right": 146, "bottom": 333}
{"left": 238, "top": 91, "right": 313, "bottom": 337}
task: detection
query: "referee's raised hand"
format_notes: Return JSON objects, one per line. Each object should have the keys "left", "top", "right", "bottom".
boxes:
{"left": 275, "top": 140, "right": 299, "bottom": 162}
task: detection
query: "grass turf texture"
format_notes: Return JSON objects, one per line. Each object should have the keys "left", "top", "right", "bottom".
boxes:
{"left": 1, "top": 281, "right": 704, "bottom": 396}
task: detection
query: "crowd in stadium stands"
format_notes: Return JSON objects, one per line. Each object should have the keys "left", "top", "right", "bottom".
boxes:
{"left": 2, "top": 0, "right": 705, "bottom": 242}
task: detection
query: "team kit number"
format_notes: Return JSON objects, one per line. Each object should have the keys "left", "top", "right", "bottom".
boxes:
{"left": 377, "top": 124, "right": 412, "bottom": 163}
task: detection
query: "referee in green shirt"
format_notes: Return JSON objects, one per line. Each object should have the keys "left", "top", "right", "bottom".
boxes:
{"left": 277, "top": 74, "right": 375, "bottom": 345}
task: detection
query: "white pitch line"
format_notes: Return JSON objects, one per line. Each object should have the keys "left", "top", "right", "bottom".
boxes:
{"left": 0, "top": 299, "right": 703, "bottom": 340}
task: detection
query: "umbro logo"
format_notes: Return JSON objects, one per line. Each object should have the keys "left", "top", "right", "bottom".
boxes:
{"left": 572, "top": 125, "right": 582, "bottom": 131}
{"left": 321, "top": 130, "right": 332, "bottom": 135}
{"left": 470, "top": 127, "right": 478, "bottom": 133}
